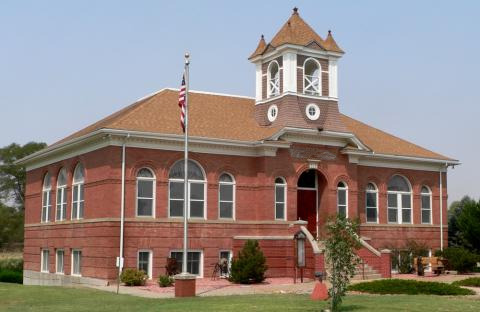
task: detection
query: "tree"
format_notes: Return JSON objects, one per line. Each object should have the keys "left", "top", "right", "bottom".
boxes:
{"left": 325, "top": 216, "right": 361, "bottom": 312}
{"left": 0, "top": 202, "right": 24, "bottom": 249}
{"left": 0, "top": 142, "right": 46, "bottom": 209}
{"left": 456, "top": 200, "right": 480, "bottom": 253}
{"left": 229, "top": 240, "right": 268, "bottom": 284}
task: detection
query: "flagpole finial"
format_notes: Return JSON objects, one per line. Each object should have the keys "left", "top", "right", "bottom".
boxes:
{"left": 185, "top": 52, "right": 190, "bottom": 65}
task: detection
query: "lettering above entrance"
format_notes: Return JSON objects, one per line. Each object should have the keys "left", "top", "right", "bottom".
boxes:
{"left": 290, "top": 147, "right": 337, "bottom": 161}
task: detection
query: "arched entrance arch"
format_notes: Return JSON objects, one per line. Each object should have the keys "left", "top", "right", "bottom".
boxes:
{"left": 297, "top": 169, "right": 327, "bottom": 238}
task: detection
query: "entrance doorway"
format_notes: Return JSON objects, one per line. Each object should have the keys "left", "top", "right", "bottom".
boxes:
{"left": 297, "top": 169, "right": 327, "bottom": 238}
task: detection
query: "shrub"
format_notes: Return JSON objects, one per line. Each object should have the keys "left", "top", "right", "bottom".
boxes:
{"left": 165, "top": 257, "right": 179, "bottom": 276}
{"left": 0, "top": 258, "right": 23, "bottom": 272}
{"left": 348, "top": 279, "right": 474, "bottom": 296}
{"left": 452, "top": 277, "right": 480, "bottom": 287}
{"left": 0, "top": 269, "right": 23, "bottom": 284}
{"left": 437, "top": 247, "right": 479, "bottom": 273}
{"left": 158, "top": 274, "right": 174, "bottom": 287}
{"left": 229, "top": 240, "right": 267, "bottom": 284}
{"left": 120, "top": 268, "right": 147, "bottom": 286}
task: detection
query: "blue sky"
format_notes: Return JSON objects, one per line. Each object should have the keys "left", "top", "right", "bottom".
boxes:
{"left": 0, "top": 0, "right": 478, "bottom": 203}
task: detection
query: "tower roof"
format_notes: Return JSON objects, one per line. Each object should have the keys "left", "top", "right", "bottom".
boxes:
{"left": 249, "top": 8, "right": 344, "bottom": 59}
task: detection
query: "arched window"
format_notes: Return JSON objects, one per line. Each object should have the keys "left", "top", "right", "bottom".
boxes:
{"left": 387, "top": 175, "right": 412, "bottom": 224}
{"left": 56, "top": 168, "right": 67, "bottom": 221}
{"left": 218, "top": 173, "right": 235, "bottom": 219}
{"left": 303, "top": 58, "right": 321, "bottom": 95}
{"left": 72, "top": 164, "right": 85, "bottom": 220}
{"left": 366, "top": 183, "right": 378, "bottom": 223}
{"left": 41, "top": 173, "right": 51, "bottom": 223}
{"left": 136, "top": 168, "right": 156, "bottom": 217}
{"left": 275, "top": 177, "right": 287, "bottom": 220}
{"left": 267, "top": 61, "right": 280, "bottom": 97}
{"left": 169, "top": 160, "right": 206, "bottom": 218}
{"left": 421, "top": 186, "right": 432, "bottom": 224}
{"left": 337, "top": 181, "right": 348, "bottom": 218}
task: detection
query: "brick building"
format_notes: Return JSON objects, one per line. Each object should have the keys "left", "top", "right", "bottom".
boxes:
{"left": 20, "top": 9, "right": 457, "bottom": 286}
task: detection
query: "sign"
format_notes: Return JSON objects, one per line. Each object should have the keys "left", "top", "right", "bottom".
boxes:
{"left": 290, "top": 147, "right": 336, "bottom": 161}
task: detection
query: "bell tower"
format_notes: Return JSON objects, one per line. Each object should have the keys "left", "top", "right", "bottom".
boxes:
{"left": 249, "top": 8, "right": 346, "bottom": 132}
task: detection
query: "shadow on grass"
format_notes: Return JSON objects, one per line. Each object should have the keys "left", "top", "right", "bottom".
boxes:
{"left": 340, "top": 304, "right": 366, "bottom": 311}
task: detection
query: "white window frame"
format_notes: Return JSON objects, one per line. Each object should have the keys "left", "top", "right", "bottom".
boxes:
{"left": 71, "top": 164, "right": 85, "bottom": 220}
{"left": 365, "top": 182, "right": 379, "bottom": 224}
{"left": 168, "top": 160, "right": 207, "bottom": 220}
{"left": 421, "top": 186, "right": 432, "bottom": 225}
{"left": 303, "top": 58, "right": 322, "bottom": 96}
{"left": 137, "top": 250, "right": 153, "bottom": 279}
{"left": 56, "top": 249, "right": 64, "bottom": 274}
{"left": 71, "top": 249, "right": 82, "bottom": 276}
{"left": 387, "top": 175, "right": 413, "bottom": 224}
{"left": 267, "top": 104, "right": 278, "bottom": 122}
{"left": 337, "top": 181, "right": 348, "bottom": 218}
{"left": 274, "top": 177, "right": 287, "bottom": 220}
{"left": 41, "top": 249, "right": 49, "bottom": 273}
{"left": 267, "top": 61, "right": 280, "bottom": 98}
{"left": 41, "top": 173, "right": 51, "bottom": 223}
{"left": 136, "top": 168, "right": 156, "bottom": 218}
{"left": 169, "top": 250, "right": 203, "bottom": 278}
{"left": 218, "top": 173, "right": 235, "bottom": 220}
{"left": 219, "top": 250, "right": 233, "bottom": 277}
{"left": 56, "top": 168, "right": 67, "bottom": 221}
{"left": 305, "top": 103, "right": 320, "bottom": 121}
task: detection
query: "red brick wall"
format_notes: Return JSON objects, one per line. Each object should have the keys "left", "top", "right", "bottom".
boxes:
{"left": 24, "top": 144, "right": 449, "bottom": 281}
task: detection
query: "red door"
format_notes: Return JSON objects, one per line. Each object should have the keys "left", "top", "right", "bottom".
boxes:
{"left": 297, "top": 190, "right": 317, "bottom": 237}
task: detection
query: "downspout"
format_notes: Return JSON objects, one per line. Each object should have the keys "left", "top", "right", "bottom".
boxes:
{"left": 117, "top": 134, "right": 129, "bottom": 293}
{"left": 439, "top": 163, "right": 445, "bottom": 251}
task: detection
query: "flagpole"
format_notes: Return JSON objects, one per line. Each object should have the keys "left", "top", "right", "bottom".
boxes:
{"left": 182, "top": 52, "right": 190, "bottom": 274}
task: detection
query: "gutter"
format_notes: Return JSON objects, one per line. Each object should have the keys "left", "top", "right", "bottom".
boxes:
{"left": 342, "top": 149, "right": 460, "bottom": 166}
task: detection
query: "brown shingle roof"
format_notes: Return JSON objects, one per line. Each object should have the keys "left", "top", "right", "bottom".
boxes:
{"left": 250, "top": 8, "right": 344, "bottom": 58}
{"left": 249, "top": 35, "right": 267, "bottom": 59}
{"left": 53, "top": 89, "right": 452, "bottom": 161}
{"left": 340, "top": 114, "right": 454, "bottom": 161}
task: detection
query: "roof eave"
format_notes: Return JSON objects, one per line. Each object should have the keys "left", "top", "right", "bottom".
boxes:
{"left": 341, "top": 149, "right": 460, "bottom": 166}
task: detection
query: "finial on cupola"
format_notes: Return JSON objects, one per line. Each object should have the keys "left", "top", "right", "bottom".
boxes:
{"left": 293, "top": 7, "right": 299, "bottom": 14}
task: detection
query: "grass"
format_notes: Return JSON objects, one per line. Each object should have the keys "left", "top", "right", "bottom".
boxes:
{"left": 349, "top": 279, "right": 475, "bottom": 296}
{"left": 0, "top": 282, "right": 479, "bottom": 312}
{"left": 453, "top": 277, "right": 480, "bottom": 287}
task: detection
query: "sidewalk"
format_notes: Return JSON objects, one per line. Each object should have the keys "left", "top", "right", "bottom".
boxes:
{"left": 89, "top": 277, "right": 317, "bottom": 299}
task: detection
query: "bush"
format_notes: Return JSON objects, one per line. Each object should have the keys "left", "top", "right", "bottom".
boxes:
{"left": 437, "top": 247, "right": 479, "bottom": 273}
{"left": 0, "top": 269, "right": 23, "bottom": 284}
{"left": 452, "top": 277, "right": 480, "bottom": 287}
{"left": 120, "top": 268, "right": 147, "bottom": 286}
{"left": 229, "top": 240, "right": 268, "bottom": 284}
{"left": 165, "top": 257, "right": 179, "bottom": 276}
{"left": 0, "top": 258, "right": 23, "bottom": 272}
{"left": 158, "top": 274, "right": 174, "bottom": 287}
{"left": 348, "top": 279, "right": 474, "bottom": 296}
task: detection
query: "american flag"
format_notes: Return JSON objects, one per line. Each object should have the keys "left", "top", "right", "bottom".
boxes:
{"left": 178, "top": 74, "right": 186, "bottom": 132}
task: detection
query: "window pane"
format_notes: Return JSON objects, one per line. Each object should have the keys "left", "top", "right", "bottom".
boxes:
{"left": 170, "top": 182, "right": 184, "bottom": 199}
{"left": 138, "top": 180, "right": 153, "bottom": 198}
{"left": 275, "top": 203, "right": 285, "bottom": 219}
{"left": 275, "top": 185, "right": 285, "bottom": 202}
{"left": 62, "top": 204, "right": 66, "bottom": 220}
{"left": 190, "top": 183, "right": 204, "bottom": 200}
{"left": 171, "top": 252, "right": 200, "bottom": 275}
{"left": 387, "top": 175, "right": 410, "bottom": 192}
{"left": 169, "top": 160, "right": 204, "bottom": 180}
{"left": 138, "top": 252, "right": 150, "bottom": 275}
{"left": 297, "top": 170, "right": 315, "bottom": 188}
{"left": 170, "top": 200, "right": 183, "bottom": 217}
{"left": 219, "top": 174, "right": 233, "bottom": 183}
{"left": 79, "top": 201, "right": 84, "bottom": 218}
{"left": 219, "top": 184, "right": 233, "bottom": 201}
{"left": 338, "top": 205, "right": 346, "bottom": 218}
{"left": 79, "top": 184, "right": 84, "bottom": 201}
{"left": 137, "top": 168, "right": 153, "bottom": 178}
{"left": 388, "top": 208, "right": 398, "bottom": 223}
{"left": 57, "top": 251, "right": 64, "bottom": 273}
{"left": 137, "top": 199, "right": 153, "bottom": 216}
{"left": 388, "top": 193, "right": 397, "bottom": 207}
{"left": 190, "top": 200, "right": 204, "bottom": 218}
{"left": 219, "top": 202, "right": 233, "bottom": 219}
{"left": 73, "top": 251, "right": 81, "bottom": 275}
{"left": 402, "top": 194, "right": 411, "bottom": 208}
{"left": 421, "top": 195, "right": 430, "bottom": 209}
{"left": 56, "top": 203, "right": 61, "bottom": 220}
{"left": 338, "top": 190, "right": 346, "bottom": 205}
{"left": 366, "top": 192, "right": 376, "bottom": 207}
{"left": 366, "top": 207, "right": 377, "bottom": 222}
{"left": 422, "top": 210, "right": 431, "bottom": 224}
{"left": 72, "top": 203, "right": 78, "bottom": 220}
{"left": 73, "top": 186, "right": 78, "bottom": 203}
{"left": 402, "top": 209, "right": 411, "bottom": 223}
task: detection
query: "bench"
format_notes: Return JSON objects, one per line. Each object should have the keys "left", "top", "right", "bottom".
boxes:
{"left": 413, "top": 257, "right": 445, "bottom": 275}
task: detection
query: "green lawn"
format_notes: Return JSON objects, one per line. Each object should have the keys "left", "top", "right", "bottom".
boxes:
{"left": 0, "top": 283, "right": 479, "bottom": 312}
